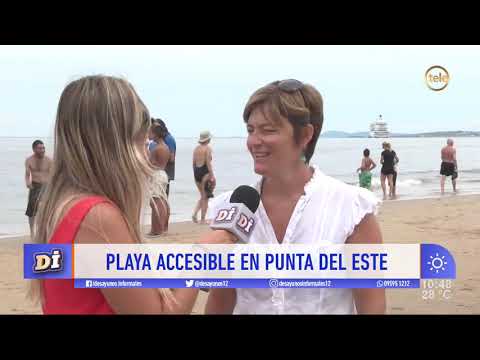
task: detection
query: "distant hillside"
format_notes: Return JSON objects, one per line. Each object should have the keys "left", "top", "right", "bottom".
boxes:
{"left": 320, "top": 131, "right": 351, "bottom": 138}
{"left": 321, "top": 130, "right": 480, "bottom": 138}
{"left": 349, "top": 132, "right": 370, "bottom": 138}
{"left": 412, "top": 131, "right": 480, "bottom": 137}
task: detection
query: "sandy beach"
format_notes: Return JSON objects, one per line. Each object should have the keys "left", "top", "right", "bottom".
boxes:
{"left": 1, "top": 194, "right": 479, "bottom": 315}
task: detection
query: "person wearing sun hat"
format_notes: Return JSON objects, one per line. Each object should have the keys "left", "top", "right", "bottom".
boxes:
{"left": 192, "top": 130, "right": 216, "bottom": 224}
{"left": 198, "top": 130, "right": 212, "bottom": 144}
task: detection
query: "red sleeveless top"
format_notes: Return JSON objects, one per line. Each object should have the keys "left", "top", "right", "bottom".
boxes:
{"left": 42, "top": 196, "right": 115, "bottom": 315}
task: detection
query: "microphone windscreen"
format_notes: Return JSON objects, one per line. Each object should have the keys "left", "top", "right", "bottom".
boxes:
{"left": 229, "top": 185, "right": 260, "bottom": 213}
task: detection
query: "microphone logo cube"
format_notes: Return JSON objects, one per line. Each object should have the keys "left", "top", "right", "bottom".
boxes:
{"left": 236, "top": 213, "right": 255, "bottom": 235}
{"left": 214, "top": 207, "right": 238, "bottom": 223}
{"left": 211, "top": 196, "right": 259, "bottom": 243}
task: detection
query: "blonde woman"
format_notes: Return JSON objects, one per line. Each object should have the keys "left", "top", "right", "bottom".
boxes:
{"left": 28, "top": 75, "right": 235, "bottom": 314}
{"left": 380, "top": 142, "right": 399, "bottom": 200}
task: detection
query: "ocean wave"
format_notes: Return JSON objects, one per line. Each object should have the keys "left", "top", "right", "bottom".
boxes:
{"left": 401, "top": 168, "right": 480, "bottom": 175}
{"left": 457, "top": 178, "right": 480, "bottom": 183}
{"left": 371, "top": 178, "right": 423, "bottom": 187}
{"left": 397, "top": 179, "right": 423, "bottom": 187}
{"left": 459, "top": 169, "right": 480, "bottom": 174}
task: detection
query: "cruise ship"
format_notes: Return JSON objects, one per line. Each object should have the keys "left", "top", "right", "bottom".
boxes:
{"left": 369, "top": 115, "right": 390, "bottom": 138}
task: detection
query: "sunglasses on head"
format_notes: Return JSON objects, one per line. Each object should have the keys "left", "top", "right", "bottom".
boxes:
{"left": 276, "top": 79, "right": 305, "bottom": 92}
{"left": 274, "top": 79, "right": 312, "bottom": 125}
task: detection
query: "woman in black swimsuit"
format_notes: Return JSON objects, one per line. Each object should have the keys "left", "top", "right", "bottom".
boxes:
{"left": 380, "top": 142, "right": 398, "bottom": 200}
{"left": 192, "top": 131, "right": 216, "bottom": 224}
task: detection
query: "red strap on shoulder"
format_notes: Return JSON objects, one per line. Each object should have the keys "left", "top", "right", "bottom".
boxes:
{"left": 49, "top": 196, "right": 112, "bottom": 244}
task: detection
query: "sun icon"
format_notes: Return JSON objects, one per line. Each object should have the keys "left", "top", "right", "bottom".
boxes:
{"left": 427, "top": 253, "right": 447, "bottom": 274}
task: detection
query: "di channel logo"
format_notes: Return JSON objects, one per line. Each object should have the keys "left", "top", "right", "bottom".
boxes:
{"left": 24, "top": 244, "right": 72, "bottom": 279}
{"left": 33, "top": 249, "right": 63, "bottom": 273}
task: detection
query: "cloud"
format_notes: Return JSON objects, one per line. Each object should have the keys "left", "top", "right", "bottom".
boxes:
{"left": 1, "top": 45, "right": 480, "bottom": 136}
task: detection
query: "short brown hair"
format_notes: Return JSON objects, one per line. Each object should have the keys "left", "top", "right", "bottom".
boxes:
{"left": 243, "top": 80, "right": 323, "bottom": 163}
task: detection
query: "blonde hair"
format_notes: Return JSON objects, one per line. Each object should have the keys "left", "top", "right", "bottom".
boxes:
{"left": 27, "top": 75, "right": 173, "bottom": 307}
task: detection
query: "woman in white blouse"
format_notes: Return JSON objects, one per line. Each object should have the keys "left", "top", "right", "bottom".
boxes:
{"left": 206, "top": 79, "right": 386, "bottom": 314}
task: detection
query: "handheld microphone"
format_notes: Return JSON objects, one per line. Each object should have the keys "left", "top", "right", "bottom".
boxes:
{"left": 209, "top": 185, "right": 261, "bottom": 244}
{"left": 198, "top": 186, "right": 260, "bottom": 292}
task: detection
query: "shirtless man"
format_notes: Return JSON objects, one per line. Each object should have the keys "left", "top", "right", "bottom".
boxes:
{"left": 440, "top": 138, "right": 458, "bottom": 195}
{"left": 148, "top": 125, "right": 171, "bottom": 236}
{"left": 25, "top": 140, "right": 52, "bottom": 239}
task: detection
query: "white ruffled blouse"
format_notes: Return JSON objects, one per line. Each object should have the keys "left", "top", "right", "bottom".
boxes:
{"left": 208, "top": 165, "right": 381, "bottom": 314}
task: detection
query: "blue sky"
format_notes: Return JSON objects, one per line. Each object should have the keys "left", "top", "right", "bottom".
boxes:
{"left": 1, "top": 45, "right": 479, "bottom": 137}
